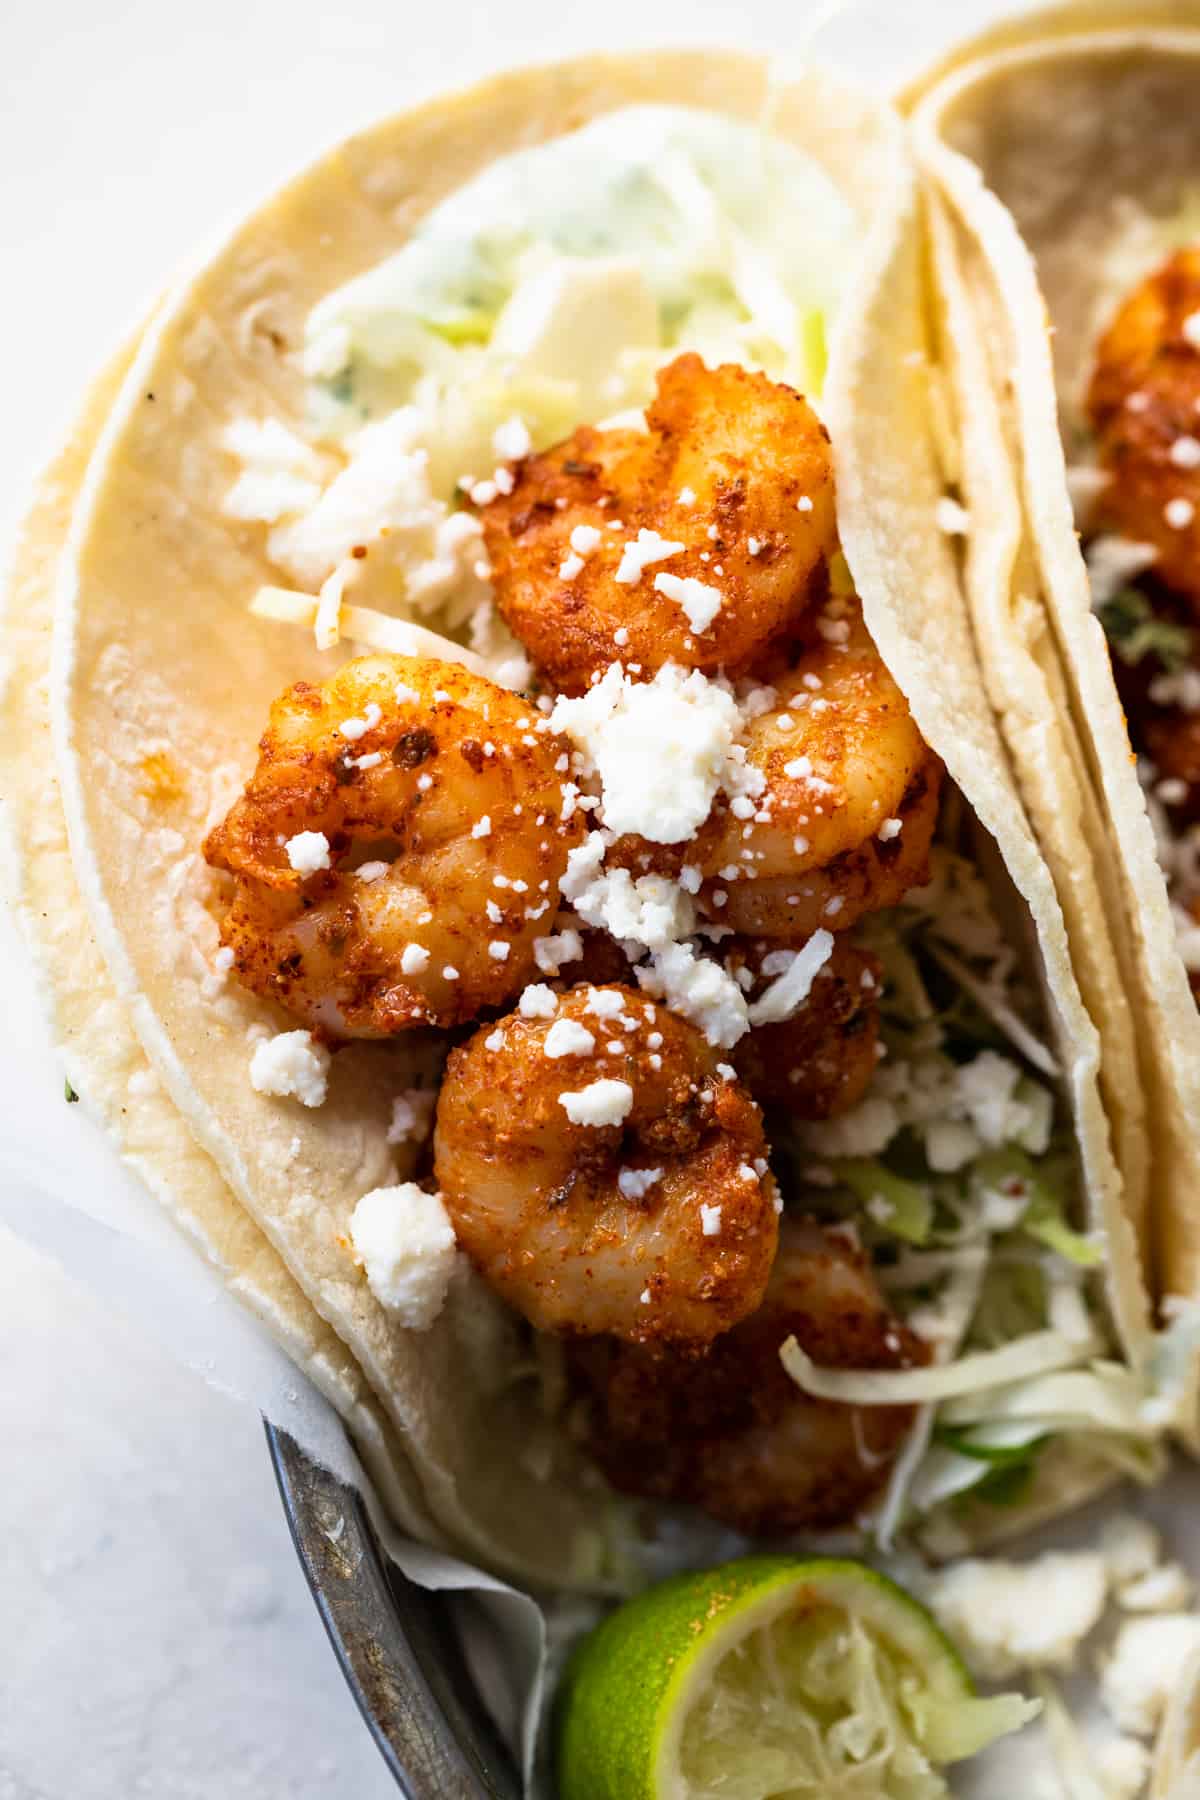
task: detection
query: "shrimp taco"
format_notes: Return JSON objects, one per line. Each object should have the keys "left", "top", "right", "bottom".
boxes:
{"left": 906, "top": 4, "right": 1200, "bottom": 1392}
{"left": 26, "top": 49, "right": 1176, "bottom": 1597}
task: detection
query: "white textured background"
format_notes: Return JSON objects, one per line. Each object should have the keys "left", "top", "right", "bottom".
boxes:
{"left": 1, "top": 2, "right": 1011, "bottom": 1793}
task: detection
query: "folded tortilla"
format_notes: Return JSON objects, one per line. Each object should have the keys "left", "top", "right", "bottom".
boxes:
{"left": 906, "top": 4, "right": 1200, "bottom": 1347}
{"left": 9, "top": 48, "right": 1155, "bottom": 1585}
{"left": 1, "top": 329, "right": 444, "bottom": 1552}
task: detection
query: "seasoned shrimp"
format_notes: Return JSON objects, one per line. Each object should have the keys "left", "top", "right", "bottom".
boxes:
{"left": 1088, "top": 248, "right": 1200, "bottom": 612}
{"left": 696, "top": 596, "right": 941, "bottom": 937}
{"left": 729, "top": 937, "right": 882, "bottom": 1117}
{"left": 204, "top": 655, "right": 584, "bottom": 1036}
{"left": 1144, "top": 700, "right": 1200, "bottom": 797}
{"left": 433, "top": 983, "right": 779, "bottom": 1346}
{"left": 570, "top": 1217, "right": 926, "bottom": 1535}
{"left": 480, "top": 354, "right": 837, "bottom": 692}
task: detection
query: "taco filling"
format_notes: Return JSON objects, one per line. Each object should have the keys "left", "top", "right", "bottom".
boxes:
{"left": 198, "top": 104, "right": 1161, "bottom": 1553}
{"left": 1081, "top": 245, "right": 1200, "bottom": 997}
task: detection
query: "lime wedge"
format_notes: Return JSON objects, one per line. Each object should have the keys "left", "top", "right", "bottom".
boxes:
{"left": 556, "top": 1556, "right": 1038, "bottom": 1800}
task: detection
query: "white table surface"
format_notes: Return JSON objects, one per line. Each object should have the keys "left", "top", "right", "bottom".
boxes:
{"left": 0, "top": 2, "right": 1014, "bottom": 1794}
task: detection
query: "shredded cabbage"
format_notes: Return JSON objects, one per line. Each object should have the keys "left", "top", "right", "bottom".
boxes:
{"left": 773, "top": 843, "right": 1171, "bottom": 1539}
{"left": 300, "top": 106, "right": 858, "bottom": 464}
{"left": 1033, "top": 1675, "right": 1112, "bottom": 1800}
{"left": 250, "top": 586, "right": 492, "bottom": 672}
{"left": 781, "top": 1329, "right": 1100, "bottom": 1407}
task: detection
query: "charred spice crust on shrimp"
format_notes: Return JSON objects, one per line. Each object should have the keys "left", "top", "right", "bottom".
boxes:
{"left": 481, "top": 355, "right": 838, "bottom": 693}
{"left": 205, "top": 352, "right": 942, "bottom": 1533}
{"left": 204, "top": 655, "right": 585, "bottom": 1035}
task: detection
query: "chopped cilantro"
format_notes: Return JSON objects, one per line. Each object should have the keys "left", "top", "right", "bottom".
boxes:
{"left": 1098, "top": 587, "right": 1192, "bottom": 672}
{"left": 952, "top": 1440, "right": 1045, "bottom": 1511}
{"left": 971, "top": 1457, "right": 1040, "bottom": 1509}
{"left": 834, "top": 1160, "right": 933, "bottom": 1244}
{"left": 64, "top": 1078, "right": 79, "bottom": 1104}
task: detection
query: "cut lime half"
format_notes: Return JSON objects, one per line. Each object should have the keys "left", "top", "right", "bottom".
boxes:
{"left": 556, "top": 1555, "right": 1038, "bottom": 1800}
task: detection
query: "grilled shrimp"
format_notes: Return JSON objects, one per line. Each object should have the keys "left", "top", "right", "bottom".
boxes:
{"left": 432, "top": 983, "right": 779, "bottom": 1346}
{"left": 204, "top": 655, "right": 584, "bottom": 1036}
{"left": 696, "top": 596, "right": 941, "bottom": 937}
{"left": 480, "top": 354, "right": 837, "bottom": 692}
{"left": 1088, "top": 248, "right": 1200, "bottom": 612}
{"left": 570, "top": 1217, "right": 925, "bottom": 1535}
{"left": 729, "top": 937, "right": 882, "bottom": 1118}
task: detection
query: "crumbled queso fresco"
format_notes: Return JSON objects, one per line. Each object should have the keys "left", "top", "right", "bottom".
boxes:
{"left": 386, "top": 1088, "right": 436, "bottom": 1146}
{"left": 548, "top": 661, "right": 751, "bottom": 844}
{"left": 922, "top": 1515, "right": 1200, "bottom": 1793}
{"left": 284, "top": 829, "right": 331, "bottom": 874}
{"left": 248, "top": 1030, "right": 331, "bottom": 1107}
{"left": 558, "top": 1078, "right": 634, "bottom": 1127}
{"left": 348, "top": 1183, "right": 458, "bottom": 1328}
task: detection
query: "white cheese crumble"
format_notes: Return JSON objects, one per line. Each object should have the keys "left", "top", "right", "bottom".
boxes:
{"left": 618, "top": 1166, "right": 663, "bottom": 1200}
{"left": 400, "top": 943, "right": 430, "bottom": 976}
{"left": 803, "top": 1044, "right": 1051, "bottom": 1166}
{"left": 878, "top": 817, "right": 903, "bottom": 842}
{"left": 559, "top": 1078, "right": 634, "bottom": 1127}
{"left": 544, "top": 1018, "right": 596, "bottom": 1059}
{"left": 653, "top": 570, "right": 724, "bottom": 633}
{"left": 584, "top": 988, "right": 626, "bottom": 1019}
{"left": 487, "top": 939, "right": 510, "bottom": 961}
{"left": 559, "top": 552, "right": 585, "bottom": 580}
{"left": 1120, "top": 1564, "right": 1194, "bottom": 1613}
{"left": 549, "top": 662, "right": 744, "bottom": 844}
{"left": 927, "top": 1552, "right": 1110, "bottom": 1681}
{"left": 615, "top": 528, "right": 684, "bottom": 585}
{"left": 242, "top": 409, "right": 489, "bottom": 618}
{"left": 639, "top": 941, "right": 749, "bottom": 1047}
{"left": 221, "top": 418, "right": 326, "bottom": 522}
{"left": 561, "top": 839, "right": 696, "bottom": 951}
{"left": 569, "top": 524, "right": 602, "bottom": 555}
{"left": 348, "top": 1183, "right": 457, "bottom": 1329}
{"left": 492, "top": 416, "right": 532, "bottom": 460}
{"left": 471, "top": 815, "right": 492, "bottom": 839}
{"left": 1166, "top": 497, "right": 1196, "bottom": 530}
{"left": 519, "top": 984, "right": 559, "bottom": 1018}
{"left": 534, "top": 929, "right": 583, "bottom": 975}
{"left": 781, "top": 754, "right": 834, "bottom": 796}
{"left": 386, "top": 1089, "right": 436, "bottom": 1146}
{"left": 249, "top": 1030, "right": 331, "bottom": 1108}
{"left": 1183, "top": 310, "right": 1200, "bottom": 350}
{"left": 700, "top": 1203, "right": 723, "bottom": 1236}
{"left": 284, "top": 830, "right": 332, "bottom": 874}
{"left": 1099, "top": 1515, "right": 1161, "bottom": 1588}
{"left": 1100, "top": 1615, "right": 1200, "bottom": 1736}
{"left": 1170, "top": 434, "right": 1200, "bottom": 469}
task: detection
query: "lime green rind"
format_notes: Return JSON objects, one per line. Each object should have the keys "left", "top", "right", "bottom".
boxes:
{"left": 555, "top": 1556, "right": 977, "bottom": 1800}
